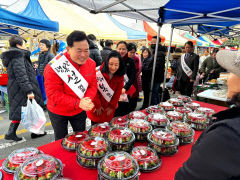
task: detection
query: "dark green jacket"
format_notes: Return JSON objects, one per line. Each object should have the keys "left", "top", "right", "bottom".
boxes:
{"left": 200, "top": 56, "right": 225, "bottom": 77}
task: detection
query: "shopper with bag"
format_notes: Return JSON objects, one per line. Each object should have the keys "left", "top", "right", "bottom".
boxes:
{"left": 44, "top": 31, "right": 97, "bottom": 140}
{"left": 87, "top": 50, "right": 125, "bottom": 124}
{"left": 1, "top": 35, "right": 45, "bottom": 141}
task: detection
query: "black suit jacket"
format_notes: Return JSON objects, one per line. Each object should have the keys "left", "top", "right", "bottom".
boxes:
{"left": 176, "top": 52, "right": 199, "bottom": 81}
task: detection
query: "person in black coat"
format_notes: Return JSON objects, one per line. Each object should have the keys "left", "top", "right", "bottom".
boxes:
{"left": 87, "top": 34, "right": 102, "bottom": 66}
{"left": 176, "top": 41, "right": 199, "bottom": 96}
{"left": 1, "top": 35, "right": 45, "bottom": 141}
{"left": 149, "top": 36, "right": 166, "bottom": 105}
{"left": 100, "top": 40, "right": 113, "bottom": 63}
{"left": 175, "top": 49, "right": 240, "bottom": 180}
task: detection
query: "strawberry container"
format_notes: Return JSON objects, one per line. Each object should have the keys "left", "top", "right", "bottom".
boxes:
{"left": 61, "top": 132, "right": 88, "bottom": 151}
{"left": 177, "top": 95, "right": 192, "bottom": 103}
{"left": 98, "top": 151, "right": 139, "bottom": 180}
{"left": 195, "top": 107, "right": 215, "bottom": 118}
{"left": 158, "top": 102, "right": 175, "bottom": 111}
{"left": 166, "top": 111, "right": 183, "bottom": 122}
{"left": 89, "top": 122, "right": 110, "bottom": 138}
{"left": 2, "top": 147, "right": 41, "bottom": 174}
{"left": 147, "top": 128, "right": 179, "bottom": 156}
{"left": 131, "top": 146, "right": 161, "bottom": 172}
{"left": 185, "top": 112, "right": 209, "bottom": 130}
{"left": 128, "top": 119, "right": 152, "bottom": 141}
{"left": 146, "top": 105, "right": 165, "bottom": 114}
{"left": 128, "top": 111, "right": 147, "bottom": 120}
{"left": 110, "top": 116, "right": 129, "bottom": 128}
{"left": 175, "top": 107, "right": 192, "bottom": 118}
{"left": 107, "top": 127, "right": 135, "bottom": 152}
{"left": 168, "top": 98, "right": 184, "bottom": 107}
{"left": 185, "top": 102, "right": 200, "bottom": 111}
{"left": 167, "top": 121, "right": 195, "bottom": 145}
{"left": 147, "top": 113, "right": 169, "bottom": 129}
{"left": 77, "top": 136, "right": 109, "bottom": 169}
{"left": 14, "top": 154, "right": 63, "bottom": 180}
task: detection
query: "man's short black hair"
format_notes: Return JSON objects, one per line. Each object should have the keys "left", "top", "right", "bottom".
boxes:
{"left": 185, "top": 41, "right": 194, "bottom": 48}
{"left": 212, "top": 48, "right": 219, "bottom": 54}
{"left": 87, "top": 34, "right": 97, "bottom": 41}
{"left": 152, "top": 36, "right": 162, "bottom": 43}
{"left": 105, "top": 40, "right": 113, "bottom": 47}
{"left": 67, "top": 31, "right": 89, "bottom": 47}
{"left": 102, "top": 50, "right": 125, "bottom": 76}
{"left": 9, "top": 35, "right": 26, "bottom": 48}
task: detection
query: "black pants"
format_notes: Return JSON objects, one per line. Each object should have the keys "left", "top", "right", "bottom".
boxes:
{"left": 114, "top": 101, "right": 129, "bottom": 117}
{"left": 179, "top": 79, "right": 194, "bottom": 97}
{"left": 129, "top": 97, "right": 138, "bottom": 112}
{"left": 142, "top": 89, "right": 150, "bottom": 109}
{"left": 48, "top": 110, "right": 86, "bottom": 141}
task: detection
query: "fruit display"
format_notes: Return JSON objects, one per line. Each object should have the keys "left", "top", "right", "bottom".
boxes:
{"left": 14, "top": 154, "right": 62, "bottom": 180}
{"left": 131, "top": 146, "right": 161, "bottom": 172}
{"left": 77, "top": 136, "right": 109, "bottom": 168}
{"left": 186, "top": 112, "right": 209, "bottom": 130}
{"left": 158, "top": 102, "right": 174, "bottom": 111}
{"left": 107, "top": 127, "right": 135, "bottom": 152}
{"left": 168, "top": 98, "right": 184, "bottom": 107}
{"left": 2, "top": 147, "right": 41, "bottom": 174}
{"left": 175, "top": 107, "right": 192, "bottom": 116}
{"left": 128, "top": 119, "right": 152, "bottom": 141}
{"left": 61, "top": 132, "right": 88, "bottom": 151}
{"left": 195, "top": 107, "right": 215, "bottom": 118}
{"left": 167, "top": 121, "right": 194, "bottom": 144}
{"left": 89, "top": 122, "right": 110, "bottom": 138}
{"left": 177, "top": 95, "right": 192, "bottom": 103}
{"left": 110, "top": 116, "right": 129, "bottom": 128}
{"left": 128, "top": 111, "right": 147, "bottom": 120}
{"left": 98, "top": 151, "right": 139, "bottom": 180}
{"left": 185, "top": 102, "right": 200, "bottom": 110}
{"left": 166, "top": 111, "right": 183, "bottom": 122}
{"left": 146, "top": 105, "right": 165, "bottom": 114}
{"left": 147, "top": 128, "right": 179, "bottom": 156}
{"left": 147, "top": 113, "right": 169, "bottom": 128}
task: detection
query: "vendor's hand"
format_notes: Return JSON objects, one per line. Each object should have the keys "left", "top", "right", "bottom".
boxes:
{"left": 210, "top": 70, "right": 214, "bottom": 74}
{"left": 190, "top": 79, "right": 194, "bottom": 83}
{"left": 94, "top": 107, "right": 104, "bottom": 116}
{"left": 27, "top": 93, "right": 35, "bottom": 100}
{"left": 106, "top": 107, "right": 113, "bottom": 116}
{"left": 79, "top": 97, "right": 94, "bottom": 111}
{"left": 122, "top": 88, "right": 126, "bottom": 94}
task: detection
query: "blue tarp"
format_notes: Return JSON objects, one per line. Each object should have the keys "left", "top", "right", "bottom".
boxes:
{"left": 0, "top": 0, "right": 59, "bottom": 32}
{"left": 108, "top": 15, "right": 147, "bottom": 40}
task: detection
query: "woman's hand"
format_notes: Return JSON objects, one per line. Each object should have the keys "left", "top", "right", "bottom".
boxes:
{"left": 122, "top": 88, "right": 126, "bottom": 94}
{"left": 27, "top": 93, "right": 35, "bottom": 99}
{"left": 94, "top": 107, "right": 104, "bottom": 116}
{"left": 106, "top": 107, "right": 113, "bottom": 116}
{"left": 79, "top": 97, "right": 94, "bottom": 111}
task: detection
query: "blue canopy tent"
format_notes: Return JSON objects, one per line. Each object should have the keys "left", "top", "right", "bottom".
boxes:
{"left": 0, "top": 0, "right": 59, "bottom": 37}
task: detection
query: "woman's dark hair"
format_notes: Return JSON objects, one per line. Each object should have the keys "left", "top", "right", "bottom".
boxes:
{"left": 116, "top": 41, "right": 128, "bottom": 48}
{"left": 105, "top": 40, "right": 113, "bottom": 47}
{"left": 141, "top": 48, "right": 152, "bottom": 59}
{"left": 185, "top": 41, "right": 194, "bottom": 48}
{"left": 67, "top": 31, "right": 89, "bottom": 47}
{"left": 9, "top": 35, "right": 26, "bottom": 48}
{"left": 87, "top": 34, "right": 97, "bottom": 41}
{"left": 227, "top": 92, "right": 240, "bottom": 107}
{"left": 127, "top": 43, "right": 137, "bottom": 52}
{"left": 102, "top": 50, "right": 125, "bottom": 76}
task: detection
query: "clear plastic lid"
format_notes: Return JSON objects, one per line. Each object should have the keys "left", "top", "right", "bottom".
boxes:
{"left": 110, "top": 116, "right": 129, "bottom": 128}
{"left": 177, "top": 95, "right": 192, "bottom": 102}
{"left": 62, "top": 132, "right": 88, "bottom": 147}
{"left": 159, "top": 102, "right": 174, "bottom": 110}
{"left": 187, "top": 112, "right": 207, "bottom": 123}
{"left": 195, "top": 107, "right": 215, "bottom": 116}
{"left": 77, "top": 136, "right": 108, "bottom": 158}
{"left": 128, "top": 111, "right": 147, "bottom": 120}
{"left": 89, "top": 122, "right": 110, "bottom": 137}
{"left": 146, "top": 105, "right": 164, "bottom": 114}
{"left": 108, "top": 127, "right": 134, "bottom": 144}
{"left": 131, "top": 146, "right": 159, "bottom": 164}
{"left": 7, "top": 147, "right": 40, "bottom": 167}
{"left": 166, "top": 111, "right": 183, "bottom": 121}
{"left": 168, "top": 98, "right": 184, "bottom": 106}
{"left": 185, "top": 102, "right": 200, "bottom": 109}
{"left": 168, "top": 121, "right": 192, "bottom": 136}
{"left": 150, "top": 128, "right": 176, "bottom": 145}
{"left": 99, "top": 151, "right": 139, "bottom": 179}
{"left": 147, "top": 113, "right": 169, "bottom": 126}
{"left": 128, "top": 119, "right": 152, "bottom": 133}
{"left": 175, "top": 107, "right": 192, "bottom": 114}
{"left": 17, "top": 154, "right": 62, "bottom": 179}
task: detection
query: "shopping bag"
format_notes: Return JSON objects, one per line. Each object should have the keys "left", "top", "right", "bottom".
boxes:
{"left": 21, "top": 99, "right": 46, "bottom": 134}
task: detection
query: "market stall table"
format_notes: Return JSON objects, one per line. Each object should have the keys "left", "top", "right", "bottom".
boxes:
{"left": 0, "top": 101, "right": 227, "bottom": 180}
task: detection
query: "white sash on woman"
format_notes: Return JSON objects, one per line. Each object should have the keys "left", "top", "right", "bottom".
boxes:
{"left": 181, "top": 54, "right": 192, "bottom": 77}
{"left": 49, "top": 52, "right": 88, "bottom": 99}
{"left": 96, "top": 66, "right": 114, "bottom": 102}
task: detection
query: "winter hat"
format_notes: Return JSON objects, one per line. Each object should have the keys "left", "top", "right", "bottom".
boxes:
{"left": 40, "top": 39, "right": 51, "bottom": 49}
{"left": 216, "top": 50, "right": 240, "bottom": 77}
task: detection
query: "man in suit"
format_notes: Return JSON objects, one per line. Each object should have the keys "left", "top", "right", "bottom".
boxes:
{"left": 176, "top": 41, "right": 199, "bottom": 96}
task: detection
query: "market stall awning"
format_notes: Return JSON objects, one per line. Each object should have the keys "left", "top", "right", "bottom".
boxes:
{"left": 198, "top": 36, "right": 218, "bottom": 47}
{"left": 181, "top": 32, "right": 209, "bottom": 47}
{"left": 143, "top": 21, "right": 165, "bottom": 42}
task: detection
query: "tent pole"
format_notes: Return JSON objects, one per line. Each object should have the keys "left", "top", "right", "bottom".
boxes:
{"left": 161, "top": 26, "right": 173, "bottom": 102}
{"left": 148, "top": 24, "right": 162, "bottom": 106}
